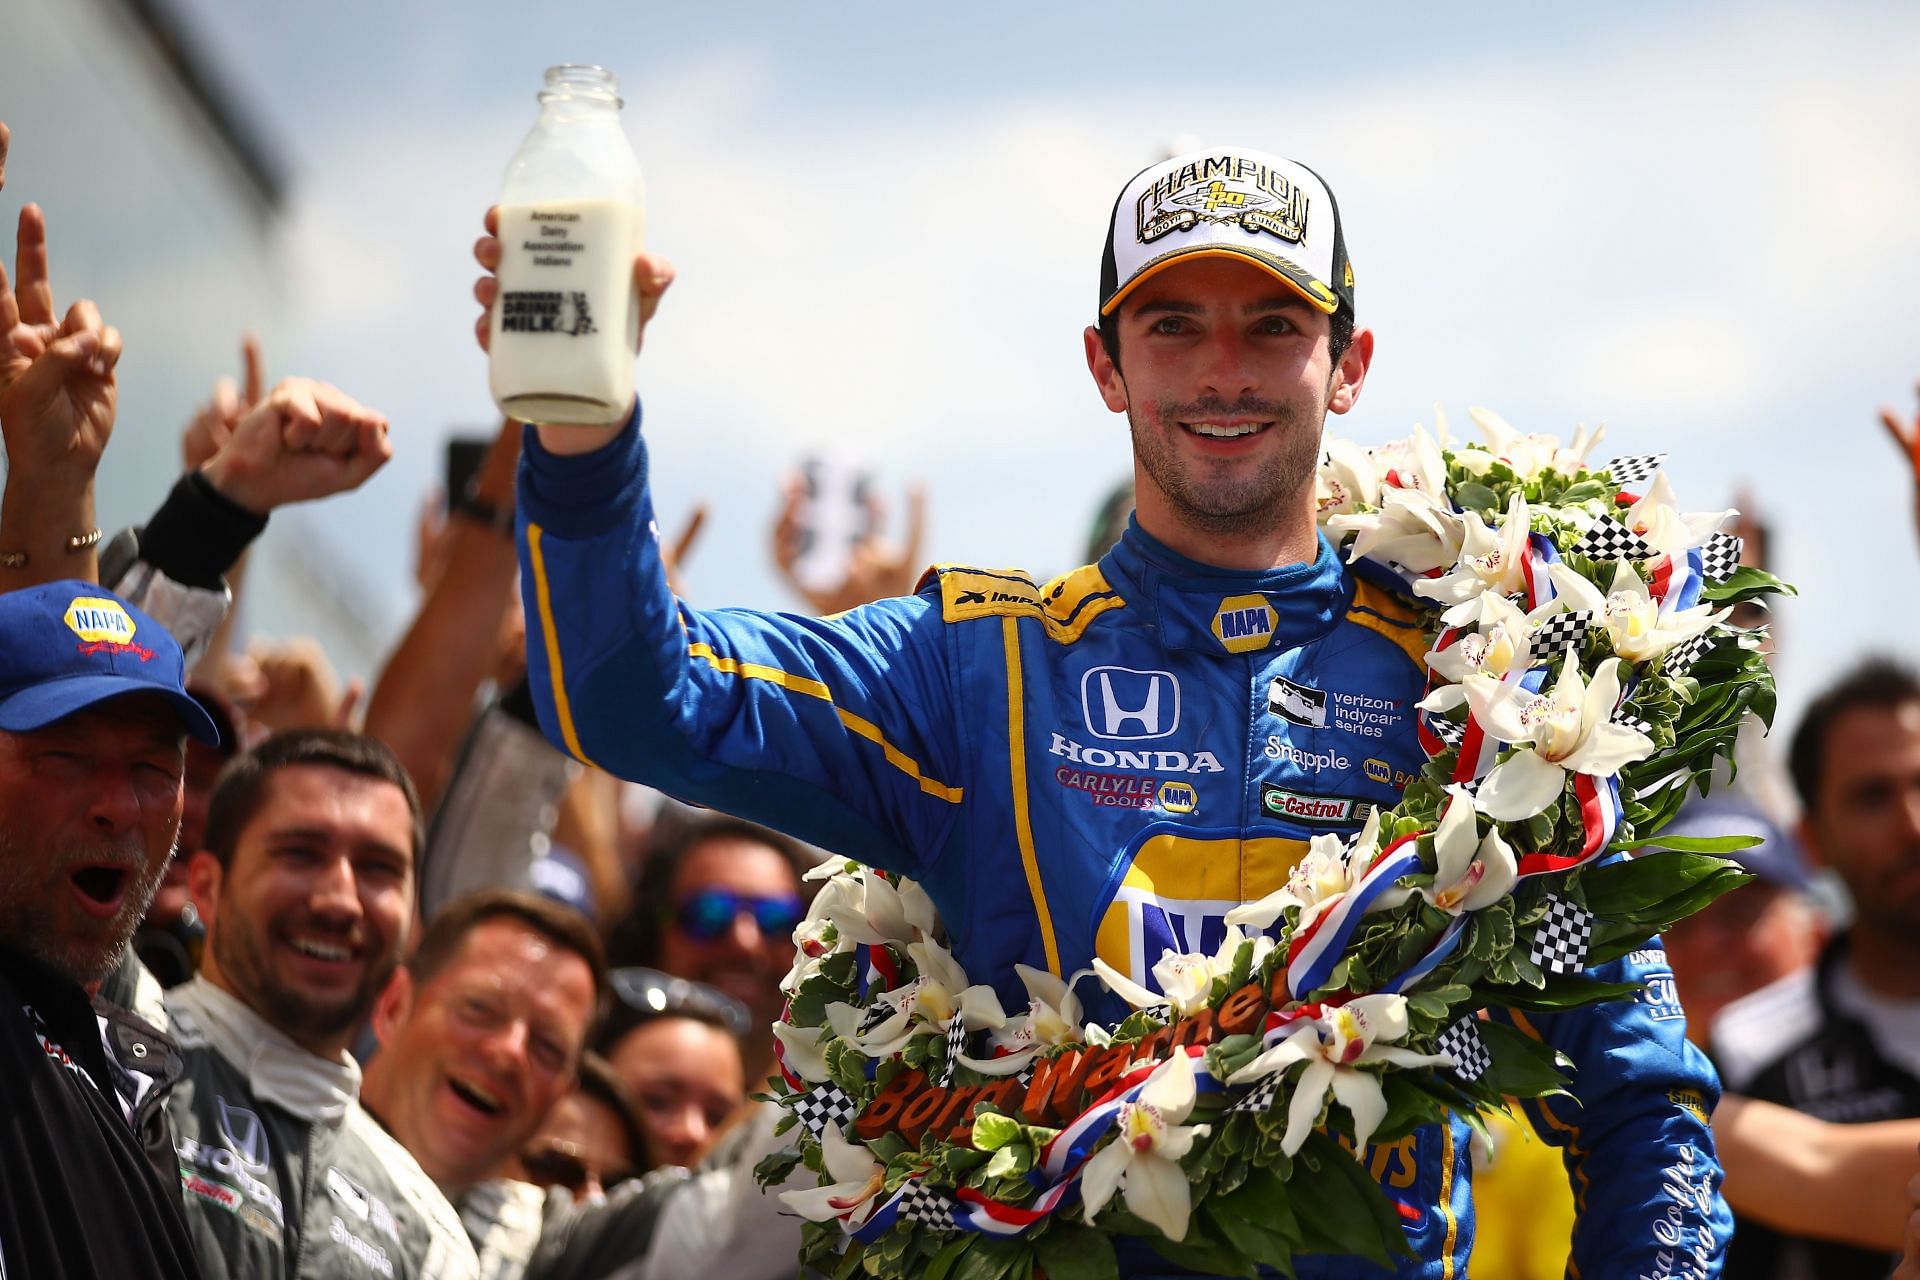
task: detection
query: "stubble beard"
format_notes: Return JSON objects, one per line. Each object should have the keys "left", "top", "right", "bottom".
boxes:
{"left": 0, "top": 828, "right": 170, "bottom": 986}
{"left": 210, "top": 908, "right": 396, "bottom": 1049}
{"left": 1128, "top": 392, "right": 1326, "bottom": 539}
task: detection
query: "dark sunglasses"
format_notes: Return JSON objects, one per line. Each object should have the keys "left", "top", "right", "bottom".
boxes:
{"left": 520, "top": 1142, "right": 636, "bottom": 1198}
{"left": 609, "top": 966, "right": 754, "bottom": 1040}
{"left": 671, "top": 888, "right": 805, "bottom": 942}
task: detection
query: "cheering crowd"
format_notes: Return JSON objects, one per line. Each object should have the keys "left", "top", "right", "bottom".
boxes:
{"left": 3, "top": 113, "right": 1920, "bottom": 1280}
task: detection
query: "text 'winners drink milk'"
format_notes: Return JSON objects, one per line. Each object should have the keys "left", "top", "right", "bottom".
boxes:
{"left": 489, "top": 64, "right": 645, "bottom": 426}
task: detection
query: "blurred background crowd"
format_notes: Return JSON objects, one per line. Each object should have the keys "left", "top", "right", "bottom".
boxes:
{"left": 3, "top": 1, "right": 1920, "bottom": 1278}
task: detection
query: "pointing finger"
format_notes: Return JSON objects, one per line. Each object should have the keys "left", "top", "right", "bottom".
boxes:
{"left": 15, "top": 205, "right": 52, "bottom": 328}
{"left": 242, "top": 332, "right": 264, "bottom": 406}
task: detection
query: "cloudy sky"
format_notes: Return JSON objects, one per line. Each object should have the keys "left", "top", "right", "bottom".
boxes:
{"left": 15, "top": 0, "right": 1920, "bottom": 735}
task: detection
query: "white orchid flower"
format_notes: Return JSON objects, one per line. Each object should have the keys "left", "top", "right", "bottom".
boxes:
{"left": 1316, "top": 438, "right": 1382, "bottom": 517}
{"left": 1616, "top": 472, "right": 1734, "bottom": 558}
{"left": 1079, "top": 1050, "right": 1210, "bottom": 1242}
{"left": 1547, "top": 561, "right": 1720, "bottom": 664}
{"left": 1468, "top": 408, "right": 1605, "bottom": 480}
{"left": 1093, "top": 949, "right": 1217, "bottom": 1019}
{"left": 843, "top": 940, "right": 1013, "bottom": 1058}
{"left": 1227, "top": 810, "right": 1404, "bottom": 932}
{"left": 1463, "top": 657, "right": 1655, "bottom": 822}
{"left": 772, "top": 1022, "right": 833, "bottom": 1084}
{"left": 1210, "top": 924, "right": 1277, "bottom": 977}
{"left": 778, "top": 1123, "right": 886, "bottom": 1224}
{"left": 995, "top": 964, "right": 1092, "bottom": 1052}
{"left": 1370, "top": 423, "right": 1450, "bottom": 499}
{"left": 825, "top": 868, "right": 938, "bottom": 947}
{"left": 1414, "top": 493, "right": 1534, "bottom": 619}
{"left": 1328, "top": 485, "right": 1467, "bottom": 574}
{"left": 1227, "top": 994, "right": 1453, "bottom": 1156}
{"left": 1421, "top": 592, "right": 1561, "bottom": 712}
{"left": 1424, "top": 787, "right": 1517, "bottom": 913}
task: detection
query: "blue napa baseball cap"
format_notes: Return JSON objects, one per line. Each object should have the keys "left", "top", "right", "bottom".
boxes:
{"left": 1658, "top": 796, "right": 1811, "bottom": 892}
{"left": 0, "top": 580, "right": 221, "bottom": 745}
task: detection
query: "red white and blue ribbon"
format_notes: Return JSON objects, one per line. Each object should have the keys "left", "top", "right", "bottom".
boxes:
{"left": 1285, "top": 834, "right": 1429, "bottom": 999}
{"left": 1520, "top": 533, "right": 1563, "bottom": 612}
{"left": 1647, "top": 545, "right": 1704, "bottom": 618}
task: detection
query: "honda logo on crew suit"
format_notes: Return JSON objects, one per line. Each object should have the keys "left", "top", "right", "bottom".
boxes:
{"left": 1080, "top": 666, "right": 1180, "bottom": 740}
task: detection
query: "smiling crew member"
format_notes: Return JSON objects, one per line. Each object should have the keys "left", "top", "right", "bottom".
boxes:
{"left": 163, "top": 729, "right": 476, "bottom": 1278}
{"left": 478, "top": 146, "right": 1731, "bottom": 1276}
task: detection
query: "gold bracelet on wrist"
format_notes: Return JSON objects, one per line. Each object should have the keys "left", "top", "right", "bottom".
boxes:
{"left": 0, "top": 550, "right": 26, "bottom": 570}
{"left": 66, "top": 527, "right": 102, "bottom": 551}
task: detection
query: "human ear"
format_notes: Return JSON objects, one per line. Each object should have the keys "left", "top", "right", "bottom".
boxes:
{"left": 186, "top": 851, "right": 223, "bottom": 927}
{"left": 1327, "top": 326, "right": 1375, "bottom": 416}
{"left": 1084, "top": 326, "right": 1129, "bottom": 414}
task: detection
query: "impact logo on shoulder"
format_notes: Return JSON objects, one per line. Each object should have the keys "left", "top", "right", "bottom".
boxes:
{"left": 1211, "top": 595, "right": 1276, "bottom": 654}
{"left": 63, "top": 595, "right": 154, "bottom": 661}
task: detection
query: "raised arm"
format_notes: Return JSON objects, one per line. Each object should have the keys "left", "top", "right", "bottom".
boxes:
{"left": 473, "top": 210, "right": 966, "bottom": 877}
{"left": 0, "top": 201, "right": 121, "bottom": 589}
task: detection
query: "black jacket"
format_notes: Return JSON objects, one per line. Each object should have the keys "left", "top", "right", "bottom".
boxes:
{"left": 0, "top": 944, "right": 202, "bottom": 1278}
{"left": 1712, "top": 934, "right": 1918, "bottom": 1279}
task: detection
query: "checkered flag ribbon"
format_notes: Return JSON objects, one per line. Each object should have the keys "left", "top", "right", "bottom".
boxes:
{"left": 1698, "top": 532, "right": 1743, "bottom": 583}
{"left": 1528, "top": 896, "right": 1595, "bottom": 976}
{"left": 789, "top": 1083, "right": 858, "bottom": 1141}
{"left": 893, "top": 1179, "right": 962, "bottom": 1231}
{"left": 1528, "top": 610, "right": 1593, "bottom": 659}
{"left": 1229, "top": 1071, "right": 1284, "bottom": 1115}
{"left": 858, "top": 999, "right": 896, "bottom": 1036}
{"left": 1604, "top": 454, "right": 1666, "bottom": 488}
{"left": 1572, "top": 516, "right": 1655, "bottom": 564}
{"left": 935, "top": 1019, "right": 969, "bottom": 1086}
{"left": 1662, "top": 630, "right": 1716, "bottom": 678}
{"left": 1434, "top": 1017, "right": 1492, "bottom": 1083}
{"left": 1612, "top": 708, "right": 1654, "bottom": 738}
{"left": 1424, "top": 713, "right": 1465, "bottom": 748}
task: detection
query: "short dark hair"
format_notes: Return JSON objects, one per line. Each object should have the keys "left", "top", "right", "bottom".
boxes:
{"left": 202, "top": 729, "right": 423, "bottom": 868}
{"left": 409, "top": 888, "right": 610, "bottom": 1027}
{"left": 1788, "top": 656, "right": 1920, "bottom": 813}
{"left": 606, "top": 815, "right": 810, "bottom": 970}
{"left": 1096, "top": 304, "right": 1355, "bottom": 376}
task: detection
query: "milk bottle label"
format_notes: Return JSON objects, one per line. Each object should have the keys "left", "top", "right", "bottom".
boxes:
{"left": 489, "top": 198, "right": 643, "bottom": 426}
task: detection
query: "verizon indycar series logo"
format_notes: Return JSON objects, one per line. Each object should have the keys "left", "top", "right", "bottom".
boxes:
{"left": 1267, "top": 675, "right": 1403, "bottom": 740}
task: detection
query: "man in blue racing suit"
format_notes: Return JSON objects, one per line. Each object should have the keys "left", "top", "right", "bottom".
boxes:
{"left": 482, "top": 145, "right": 1731, "bottom": 1278}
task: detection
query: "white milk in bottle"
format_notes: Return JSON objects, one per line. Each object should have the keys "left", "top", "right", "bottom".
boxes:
{"left": 489, "top": 65, "right": 645, "bottom": 426}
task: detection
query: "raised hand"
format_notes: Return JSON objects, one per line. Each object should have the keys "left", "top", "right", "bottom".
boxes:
{"left": 471, "top": 205, "right": 672, "bottom": 456}
{"left": 1879, "top": 381, "right": 1920, "bottom": 548}
{"left": 199, "top": 377, "right": 392, "bottom": 515}
{"left": 181, "top": 333, "right": 266, "bottom": 470}
{"left": 773, "top": 475, "right": 928, "bottom": 616}
{"left": 0, "top": 205, "right": 122, "bottom": 487}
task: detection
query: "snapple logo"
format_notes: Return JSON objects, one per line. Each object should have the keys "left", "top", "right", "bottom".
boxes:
{"left": 1210, "top": 594, "right": 1276, "bottom": 654}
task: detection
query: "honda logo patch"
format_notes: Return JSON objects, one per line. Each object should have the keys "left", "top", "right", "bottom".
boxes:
{"left": 1080, "top": 666, "right": 1180, "bottom": 740}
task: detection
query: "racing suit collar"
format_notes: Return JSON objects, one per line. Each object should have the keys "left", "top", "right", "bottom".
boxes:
{"left": 167, "top": 976, "right": 361, "bottom": 1124}
{"left": 1101, "top": 517, "right": 1350, "bottom": 656}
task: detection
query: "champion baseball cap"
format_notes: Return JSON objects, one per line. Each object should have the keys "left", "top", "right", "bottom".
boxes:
{"left": 0, "top": 580, "right": 220, "bottom": 744}
{"left": 1099, "top": 146, "right": 1354, "bottom": 319}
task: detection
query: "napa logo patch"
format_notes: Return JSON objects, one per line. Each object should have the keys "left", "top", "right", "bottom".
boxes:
{"left": 1210, "top": 595, "right": 1276, "bottom": 654}
{"left": 64, "top": 597, "right": 136, "bottom": 645}
{"left": 1157, "top": 781, "right": 1198, "bottom": 814}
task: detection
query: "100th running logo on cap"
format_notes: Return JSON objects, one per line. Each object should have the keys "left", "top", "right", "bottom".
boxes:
{"left": 1135, "top": 155, "right": 1311, "bottom": 247}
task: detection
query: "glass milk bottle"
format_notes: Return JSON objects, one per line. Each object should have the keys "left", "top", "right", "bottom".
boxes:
{"left": 489, "top": 64, "right": 646, "bottom": 426}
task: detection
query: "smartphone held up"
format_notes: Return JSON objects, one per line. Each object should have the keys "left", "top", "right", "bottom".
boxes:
{"left": 489, "top": 64, "right": 645, "bottom": 428}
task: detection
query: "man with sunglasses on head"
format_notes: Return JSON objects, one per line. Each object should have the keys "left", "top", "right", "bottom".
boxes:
{"left": 478, "top": 145, "right": 1730, "bottom": 1276}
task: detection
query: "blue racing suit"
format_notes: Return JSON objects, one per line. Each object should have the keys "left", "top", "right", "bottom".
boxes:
{"left": 515, "top": 407, "right": 1731, "bottom": 1279}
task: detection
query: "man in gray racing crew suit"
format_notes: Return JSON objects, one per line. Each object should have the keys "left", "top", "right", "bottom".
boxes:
{"left": 162, "top": 729, "right": 476, "bottom": 1278}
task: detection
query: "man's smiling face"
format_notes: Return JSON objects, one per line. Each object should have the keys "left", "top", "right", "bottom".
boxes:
{"left": 1088, "top": 256, "right": 1358, "bottom": 544}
